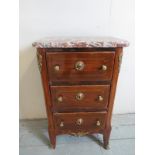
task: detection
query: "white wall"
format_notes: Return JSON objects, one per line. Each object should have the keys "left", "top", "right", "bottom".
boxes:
{"left": 19, "top": 0, "right": 134, "bottom": 119}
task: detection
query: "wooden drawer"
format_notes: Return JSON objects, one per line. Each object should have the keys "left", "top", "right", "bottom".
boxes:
{"left": 46, "top": 52, "right": 115, "bottom": 83}
{"left": 54, "top": 112, "right": 107, "bottom": 134}
{"left": 51, "top": 85, "right": 110, "bottom": 112}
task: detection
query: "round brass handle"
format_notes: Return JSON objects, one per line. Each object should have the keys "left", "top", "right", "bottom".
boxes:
{"left": 76, "top": 118, "right": 83, "bottom": 125}
{"left": 101, "top": 65, "right": 107, "bottom": 71}
{"left": 75, "top": 61, "right": 85, "bottom": 71}
{"left": 57, "top": 96, "right": 63, "bottom": 102}
{"left": 76, "top": 92, "right": 84, "bottom": 101}
{"left": 98, "top": 96, "right": 104, "bottom": 101}
{"left": 54, "top": 65, "right": 60, "bottom": 71}
{"left": 96, "top": 120, "right": 101, "bottom": 126}
{"left": 60, "top": 122, "right": 64, "bottom": 127}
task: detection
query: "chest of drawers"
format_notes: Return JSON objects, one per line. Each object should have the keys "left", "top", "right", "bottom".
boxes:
{"left": 33, "top": 37, "right": 129, "bottom": 149}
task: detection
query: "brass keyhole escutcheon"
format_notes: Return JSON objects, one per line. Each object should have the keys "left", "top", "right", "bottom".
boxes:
{"left": 75, "top": 61, "right": 85, "bottom": 71}
{"left": 76, "top": 118, "right": 83, "bottom": 125}
{"left": 76, "top": 92, "right": 84, "bottom": 101}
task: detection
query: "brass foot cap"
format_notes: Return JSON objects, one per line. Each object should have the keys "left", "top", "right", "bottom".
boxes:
{"left": 103, "top": 144, "right": 110, "bottom": 150}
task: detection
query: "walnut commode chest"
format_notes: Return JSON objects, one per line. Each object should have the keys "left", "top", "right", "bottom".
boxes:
{"left": 32, "top": 37, "right": 129, "bottom": 149}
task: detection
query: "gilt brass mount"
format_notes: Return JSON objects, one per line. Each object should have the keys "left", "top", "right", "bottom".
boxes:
{"left": 101, "top": 65, "right": 107, "bottom": 71}
{"left": 76, "top": 118, "right": 83, "bottom": 125}
{"left": 37, "top": 52, "right": 42, "bottom": 72}
{"left": 76, "top": 92, "right": 84, "bottom": 101}
{"left": 60, "top": 122, "right": 64, "bottom": 127}
{"left": 57, "top": 96, "right": 63, "bottom": 102}
{"left": 71, "top": 132, "right": 89, "bottom": 137}
{"left": 54, "top": 65, "right": 60, "bottom": 71}
{"left": 96, "top": 120, "right": 101, "bottom": 126}
{"left": 98, "top": 96, "right": 104, "bottom": 101}
{"left": 118, "top": 53, "right": 123, "bottom": 72}
{"left": 75, "top": 61, "right": 85, "bottom": 71}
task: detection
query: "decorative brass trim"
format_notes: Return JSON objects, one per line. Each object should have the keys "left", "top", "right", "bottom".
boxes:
{"left": 71, "top": 132, "right": 89, "bottom": 137}
{"left": 118, "top": 53, "right": 123, "bottom": 72}
{"left": 37, "top": 52, "right": 42, "bottom": 72}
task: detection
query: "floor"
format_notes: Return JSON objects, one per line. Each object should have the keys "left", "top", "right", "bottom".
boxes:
{"left": 19, "top": 114, "right": 135, "bottom": 155}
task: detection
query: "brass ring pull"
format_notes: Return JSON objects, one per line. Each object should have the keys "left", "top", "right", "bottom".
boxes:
{"left": 101, "top": 65, "right": 107, "bottom": 71}
{"left": 76, "top": 118, "right": 83, "bottom": 125}
{"left": 96, "top": 120, "right": 101, "bottom": 126}
{"left": 76, "top": 92, "right": 84, "bottom": 101}
{"left": 54, "top": 65, "right": 60, "bottom": 71}
{"left": 57, "top": 96, "right": 63, "bottom": 102}
{"left": 75, "top": 61, "right": 85, "bottom": 71}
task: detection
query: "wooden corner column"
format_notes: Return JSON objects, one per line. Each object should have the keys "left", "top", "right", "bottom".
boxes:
{"left": 103, "top": 47, "right": 123, "bottom": 149}
{"left": 37, "top": 48, "right": 56, "bottom": 148}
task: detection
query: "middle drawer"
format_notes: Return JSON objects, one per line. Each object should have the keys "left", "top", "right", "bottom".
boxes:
{"left": 50, "top": 85, "right": 110, "bottom": 112}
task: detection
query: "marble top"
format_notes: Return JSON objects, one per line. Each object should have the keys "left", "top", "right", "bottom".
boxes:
{"left": 32, "top": 37, "right": 129, "bottom": 48}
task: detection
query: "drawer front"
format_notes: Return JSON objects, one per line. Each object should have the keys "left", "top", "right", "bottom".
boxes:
{"left": 47, "top": 52, "right": 115, "bottom": 83}
{"left": 54, "top": 112, "right": 106, "bottom": 134}
{"left": 51, "top": 85, "right": 110, "bottom": 112}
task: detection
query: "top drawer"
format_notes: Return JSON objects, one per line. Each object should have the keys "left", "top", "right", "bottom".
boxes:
{"left": 46, "top": 51, "right": 115, "bottom": 83}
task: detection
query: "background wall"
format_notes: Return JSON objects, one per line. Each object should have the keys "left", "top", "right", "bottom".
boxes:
{"left": 19, "top": 0, "right": 134, "bottom": 119}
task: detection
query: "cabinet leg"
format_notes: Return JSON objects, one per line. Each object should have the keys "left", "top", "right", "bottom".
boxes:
{"left": 50, "top": 135, "right": 56, "bottom": 149}
{"left": 48, "top": 128, "right": 56, "bottom": 149}
{"left": 103, "top": 127, "right": 111, "bottom": 150}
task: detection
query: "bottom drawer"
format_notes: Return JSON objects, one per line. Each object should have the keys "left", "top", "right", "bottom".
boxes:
{"left": 54, "top": 112, "right": 107, "bottom": 134}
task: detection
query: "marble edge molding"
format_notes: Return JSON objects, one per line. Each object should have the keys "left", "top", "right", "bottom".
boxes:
{"left": 32, "top": 37, "right": 129, "bottom": 48}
